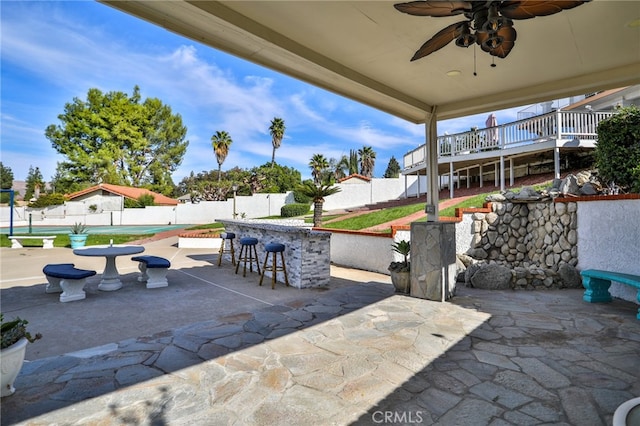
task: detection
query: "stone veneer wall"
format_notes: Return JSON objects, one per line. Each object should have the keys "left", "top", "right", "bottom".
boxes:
{"left": 217, "top": 219, "right": 331, "bottom": 288}
{"left": 462, "top": 199, "right": 582, "bottom": 290}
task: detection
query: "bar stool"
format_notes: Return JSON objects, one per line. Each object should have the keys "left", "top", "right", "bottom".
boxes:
{"left": 260, "top": 242, "right": 290, "bottom": 289}
{"left": 217, "top": 232, "right": 236, "bottom": 267}
{"left": 235, "top": 237, "right": 261, "bottom": 277}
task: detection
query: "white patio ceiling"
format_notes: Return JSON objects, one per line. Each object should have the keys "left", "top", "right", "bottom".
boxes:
{"left": 101, "top": 0, "right": 640, "bottom": 123}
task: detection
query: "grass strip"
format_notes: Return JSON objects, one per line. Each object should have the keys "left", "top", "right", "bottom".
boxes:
{"left": 438, "top": 192, "right": 497, "bottom": 218}
{"left": 320, "top": 203, "right": 424, "bottom": 230}
{"left": 0, "top": 234, "right": 149, "bottom": 249}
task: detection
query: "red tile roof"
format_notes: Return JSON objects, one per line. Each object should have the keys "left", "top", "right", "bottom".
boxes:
{"left": 66, "top": 183, "right": 178, "bottom": 206}
{"left": 338, "top": 174, "right": 371, "bottom": 183}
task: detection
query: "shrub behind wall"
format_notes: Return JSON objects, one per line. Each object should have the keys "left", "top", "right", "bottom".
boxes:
{"left": 594, "top": 105, "right": 640, "bottom": 192}
{"left": 281, "top": 203, "right": 310, "bottom": 217}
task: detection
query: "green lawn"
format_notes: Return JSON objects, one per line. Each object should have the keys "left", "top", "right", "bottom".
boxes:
{"left": 320, "top": 203, "right": 425, "bottom": 231}
{"left": 438, "top": 192, "right": 498, "bottom": 218}
{"left": 1, "top": 234, "right": 149, "bottom": 249}
{"left": 319, "top": 191, "right": 500, "bottom": 232}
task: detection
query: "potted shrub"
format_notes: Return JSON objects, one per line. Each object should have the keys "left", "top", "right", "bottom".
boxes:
{"left": 1, "top": 314, "right": 42, "bottom": 397}
{"left": 388, "top": 240, "right": 411, "bottom": 294}
{"left": 69, "top": 222, "right": 89, "bottom": 249}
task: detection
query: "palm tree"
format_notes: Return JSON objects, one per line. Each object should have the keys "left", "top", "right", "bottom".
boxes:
{"left": 309, "top": 153, "right": 329, "bottom": 185}
{"left": 269, "top": 117, "right": 286, "bottom": 166}
{"left": 211, "top": 131, "right": 233, "bottom": 182}
{"left": 332, "top": 156, "right": 348, "bottom": 180}
{"left": 296, "top": 179, "right": 341, "bottom": 227}
{"left": 358, "top": 145, "right": 376, "bottom": 178}
{"left": 349, "top": 149, "right": 359, "bottom": 175}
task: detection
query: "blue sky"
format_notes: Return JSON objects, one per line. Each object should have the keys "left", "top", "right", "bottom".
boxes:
{"left": 1, "top": 1, "right": 528, "bottom": 183}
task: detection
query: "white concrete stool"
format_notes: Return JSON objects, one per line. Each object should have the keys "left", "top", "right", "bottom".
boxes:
{"left": 43, "top": 264, "right": 96, "bottom": 302}
{"left": 132, "top": 255, "right": 171, "bottom": 288}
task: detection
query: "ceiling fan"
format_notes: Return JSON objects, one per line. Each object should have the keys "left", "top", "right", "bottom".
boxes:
{"left": 394, "top": 1, "right": 591, "bottom": 61}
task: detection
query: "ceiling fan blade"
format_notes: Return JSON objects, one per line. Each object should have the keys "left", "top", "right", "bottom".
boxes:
{"left": 394, "top": 1, "right": 471, "bottom": 17}
{"left": 499, "top": 0, "right": 590, "bottom": 20}
{"left": 411, "top": 21, "right": 466, "bottom": 61}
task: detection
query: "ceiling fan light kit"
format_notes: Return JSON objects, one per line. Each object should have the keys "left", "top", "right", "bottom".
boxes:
{"left": 395, "top": 0, "right": 591, "bottom": 61}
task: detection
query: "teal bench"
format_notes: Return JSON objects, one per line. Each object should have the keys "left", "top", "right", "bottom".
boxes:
{"left": 581, "top": 269, "right": 640, "bottom": 319}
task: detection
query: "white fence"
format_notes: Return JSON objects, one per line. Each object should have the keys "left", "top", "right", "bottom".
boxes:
{"left": 329, "top": 228, "right": 411, "bottom": 275}
{"left": 575, "top": 198, "right": 640, "bottom": 302}
{"left": 0, "top": 177, "right": 425, "bottom": 227}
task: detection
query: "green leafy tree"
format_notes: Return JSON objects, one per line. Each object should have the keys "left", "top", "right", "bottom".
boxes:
{"left": 175, "top": 163, "right": 300, "bottom": 201}
{"left": 25, "top": 166, "right": 45, "bottom": 200}
{"left": 50, "top": 162, "right": 89, "bottom": 195}
{"left": 309, "top": 154, "right": 330, "bottom": 185}
{"left": 384, "top": 156, "right": 401, "bottom": 178}
{"left": 358, "top": 146, "right": 376, "bottom": 178}
{"left": 28, "top": 193, "right": 66, "bottom": 208}
{"left": 247, "top": 162, "right": 301, "bottom": 193}
{"left": 269, "top": 117, "right": 286, "bottom": 165}
{"left": 124, "top": 193, "right": 156, "bottom": 208}
{"left": 45, "top": 86, "right": 188, "bottom": 196}
{"left": 594, "top": 106, "right": 640, "bottom": 193}
{"left": 211, "top": 131, "right": 233, "bottom": 182}
{"left": 0, "top": 163, "right": 14, "bottom": 203}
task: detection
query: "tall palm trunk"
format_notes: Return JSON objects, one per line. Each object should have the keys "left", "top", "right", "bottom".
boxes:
{"left": 313, "top": 199, "right": 324, "bottom": 227}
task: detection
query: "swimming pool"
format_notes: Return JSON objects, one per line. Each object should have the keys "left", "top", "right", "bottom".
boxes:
{"left": 2, "top": 224, "right": 190, "bottom": 235}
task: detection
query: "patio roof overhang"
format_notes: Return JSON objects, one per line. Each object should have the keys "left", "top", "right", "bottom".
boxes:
{"left": 100, "top": 0, "right": 640, "bottom": 218}
{"left": 100, "top": 0, "right": 640, "bottom": 123}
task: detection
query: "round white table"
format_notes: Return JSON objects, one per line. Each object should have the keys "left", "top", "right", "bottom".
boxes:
{"left": 73, "top": 245, "right": 145, "bottom": 291}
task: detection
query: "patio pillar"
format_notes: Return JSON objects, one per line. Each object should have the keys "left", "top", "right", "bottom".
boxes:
{"left": 510, "top": 158, "right": 514, "bottom": 187}
{"left": 404, "top": 174, "right": 407, "bottom": 198}
{"left": 449, "top": 162, "right": 454, "bottom": 199}
{"left": 410, "top": 221, "right": 457, "bottom": 301}
{"left": 410, "top": 106, "right": 457, "bottom": 302}
{"left": 425, "top": 107, "right": 439, "bottom": 221}
{"left": 500, "top": 155, "right": 505, "bottom": 192}
{"left": 554, "top": 147, "right": 561, "bottom": 179}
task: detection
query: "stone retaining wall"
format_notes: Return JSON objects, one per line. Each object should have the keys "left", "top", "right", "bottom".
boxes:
{"left": 461, "top": 198, "right": 583, "bottom": 290}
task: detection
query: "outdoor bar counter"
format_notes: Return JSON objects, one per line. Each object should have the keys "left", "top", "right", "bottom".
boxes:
{"left": 216, "top": 219, "right": 331, "bottom": 288}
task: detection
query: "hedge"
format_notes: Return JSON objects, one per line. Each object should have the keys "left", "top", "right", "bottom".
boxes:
{"left": 281, "top": 203, "right": 310, "bottom": 217}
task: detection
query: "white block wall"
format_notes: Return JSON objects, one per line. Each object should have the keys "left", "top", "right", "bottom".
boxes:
{"left": 576, "top": 198, "right": 640, "bottom": 301}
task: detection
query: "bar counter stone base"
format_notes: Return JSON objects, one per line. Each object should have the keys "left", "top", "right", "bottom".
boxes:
{"left": 218, "top": 219, "right": 331, "bottom": 289}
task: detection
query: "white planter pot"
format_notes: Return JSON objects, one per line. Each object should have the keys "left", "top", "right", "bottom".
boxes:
{"left": 0, "top": 337, "right": 28, "bottom": 397}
